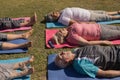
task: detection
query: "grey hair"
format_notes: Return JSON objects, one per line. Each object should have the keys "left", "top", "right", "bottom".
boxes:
{"left": 45, "top": 13, "right": 54, "bottom": 22}
{"left": 54, "top": 53, "right": 68, "bottom": 68}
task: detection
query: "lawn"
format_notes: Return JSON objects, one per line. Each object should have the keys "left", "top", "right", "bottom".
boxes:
{"left": 0, "top": 0, "right": 120, "bottom": 80}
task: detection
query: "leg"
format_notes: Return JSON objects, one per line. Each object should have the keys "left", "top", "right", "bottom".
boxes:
{"left": 90, "top": 11, "right": 120, "bottom": 21}
{"left": 100, "top": 24, "right": 120, "bottom": 30}
{"left": 1, "top": 41, "right": 32, "bottom": 50}
{"left": 0, "top": 13, "right": 37, "bottom": 29}
{"left": 10, "top": 67, "right": 34, "bottom": 79}
{"left": 100, "top": 25, "right": 120, "bottom": 40}
{"left": 109, "top": 15, "right": 120, "bottom": 20}
{"left": 20, "top": 12, "right": 37, "bottom": 26}
{"left": 13, "top": 56, "right": 34, "bottom": 70}
{"left": 90, "top": 11, "right": 112, "bottom": 21}
{"left": 90, "top": 10, "right": 107, "bottom": 14}
{"left": 106, "top": 11, "right": 119, "bottom": 15}
{"left": 118, "top": 10, "right": 120, "bottom": 14}
{"left": 6, "top": 29, "right": 33, "bottom": 40}
{"left": 90, "top": 10, "right": 120, "bottom": 15}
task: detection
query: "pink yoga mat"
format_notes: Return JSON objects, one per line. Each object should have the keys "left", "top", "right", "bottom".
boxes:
{"left": 0, "top": 17, "right": 32, "bottom": 32}
{"left": 46, "top": 29, "right": 120, "bottom": 49}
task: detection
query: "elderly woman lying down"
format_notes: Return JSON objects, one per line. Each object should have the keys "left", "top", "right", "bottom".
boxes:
{"left": 52, "top": 22, "right": 120, "bottom": 46}
{"left": 45, "top": 7, "right": 120, "bottom": 26}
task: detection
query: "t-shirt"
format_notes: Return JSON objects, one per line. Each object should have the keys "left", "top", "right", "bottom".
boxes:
{"left": 58, "top": 7, "right": 91, "bottom": 26}
{"left": 66, "top": 23, "right": 101, "bottom": 45}
{"left": 73, "top": 58, "right": 98, "bottom": 78}
{"left": 72, "top": 45, "right": 120, "bottom": 78}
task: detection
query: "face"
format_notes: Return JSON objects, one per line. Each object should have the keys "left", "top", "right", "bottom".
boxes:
{"left": 59, "top": 51, "right": 73, "bottom": 63}
{"left": 55, "top": 51, "right": 75, "bottom": 68}
{"left": 51, "top": 11, "right": 60, "bottom": 20}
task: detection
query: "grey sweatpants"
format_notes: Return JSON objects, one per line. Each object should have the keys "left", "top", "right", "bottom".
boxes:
{"left": 89, "top": 10, "right": 112, "bottom": 21}
{"left": 100, "top": 24, "right": 120, "bottom": 40}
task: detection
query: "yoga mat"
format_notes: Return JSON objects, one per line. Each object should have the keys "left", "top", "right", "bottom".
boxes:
{"left": 46, "top": 29, "right": 120, "bottom": 48}
{"left": 48, "top": 54, "right": 120, "bottom": 80}
{"left": 0, "top": 17, "right": 32, "bottom": 32}
{"left": 46, "top": 29, "right": 77, "bottom": 48}
{"left": 0, "top": 39, "right": 28, "bottom": 54}
{"left": 0, "top": 57, "right": 30, "bottom": 80}
{"left": 46, "top": 15, "right": 120, "bottom": 28}
{"left": 46, "top": 22, "right": 65, "bottom": 28}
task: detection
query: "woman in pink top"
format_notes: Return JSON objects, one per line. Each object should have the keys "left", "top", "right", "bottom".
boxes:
{"left": 52, "top": 22, "right": 120, "bottom": 46}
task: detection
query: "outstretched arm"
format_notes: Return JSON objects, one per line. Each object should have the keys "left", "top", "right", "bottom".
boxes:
{"left": 77, "top": 36, "right": 112, "bottom": 46}
{"left": 97, "top": 68, "right": 120, "bottom": 78}
{"left": 69, "top": 20, "right": 96, "bottom": 26}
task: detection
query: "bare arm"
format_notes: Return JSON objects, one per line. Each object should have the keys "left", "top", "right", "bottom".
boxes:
{"left": 69, "top": 20, "right": 96, "bottom": 26}
{"left": 77, "top": 36, "right": 112, "bottom": 46}
{"left": 69, "top": 20, "right": 77, "bottom": 26}
{"left": 97, "top": 69, "right": 120, "bottom": 78}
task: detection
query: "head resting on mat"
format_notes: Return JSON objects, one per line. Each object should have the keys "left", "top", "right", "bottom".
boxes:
{"left": 54, "top": 51, "right": 75, "bottom": 68}
{"left": 52, "top": 28, "right": 68, "bottom": 45}
{"left": 45, "top": 11, "right": 60, "bottom": 22}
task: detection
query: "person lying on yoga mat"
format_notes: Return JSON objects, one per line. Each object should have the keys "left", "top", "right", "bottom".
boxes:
{"left": 0, "top": 12, "right": 37, "bottom": 30}
{"left": 52, "top": 22, "right": 120, "bottom": 46}
{"left": 0, "top": 56, "right": 34, "bottom": 80}
{"left": 55, "top": 45, "right": 120, "bottom": 78}
{"left": 45, "top": 7, "right": 120, "bottom": 26}
{"left": 0, "top": 29, "right": 33, "bottom": 50}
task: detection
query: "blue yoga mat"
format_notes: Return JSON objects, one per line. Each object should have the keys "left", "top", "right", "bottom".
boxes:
{"left": 46, "top": 22, "right": 65, "bottom": 28}
{"left": 0, "top": 39, "right": 28, "bottom": 54}
{"left": 48, "top": 54, "right": 120, "bottom": 80}
{"left": 46, "top": 19, "right": 120, "bottom": 28}
{"left": 0, "top": 57, "right": 30, "bottom": 80}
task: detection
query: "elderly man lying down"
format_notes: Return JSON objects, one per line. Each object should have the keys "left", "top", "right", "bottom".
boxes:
{"left": 55, "top": 45, "right": 120, "bottom": 78}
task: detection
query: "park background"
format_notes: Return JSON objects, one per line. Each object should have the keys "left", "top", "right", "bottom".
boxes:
{"left": 0, "top": 0, "right": 120, "bottom": 80}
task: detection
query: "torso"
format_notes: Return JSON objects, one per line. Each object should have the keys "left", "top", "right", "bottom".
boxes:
{"left": 58, "top": 7, "right": 91, "bottom": 26}
{"left": 66, "top": 23, "right": 101, "bottom": 45}
{"left": 75, "top": 45, "right": 120, "bottom": 70}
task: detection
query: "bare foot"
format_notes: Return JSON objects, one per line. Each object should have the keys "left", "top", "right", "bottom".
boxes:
{"left": 21, "top": 41, "right": 32, "bottom": 48}
{"left": 14, "top": 56, "right": 34, "bottom": 70}
{"left": 27, "top": 67, "right": 34, "bottom": 74}
{"left": 13, "top": 67, "right": 34, "bottom": 77}
{"left": 28, "top": 12, "right": 37, "bottom": 26}
{"left": 24, "top": 56, "right": 34, "bottom": 66}
{"left": 24, "top": 41, "right": 32, "bottom": 48}
{"left": 118, "top": 10, "right": 120, "bottom": 14}
{"left": 22, "top": 29, "right": 33, "bottom": 39}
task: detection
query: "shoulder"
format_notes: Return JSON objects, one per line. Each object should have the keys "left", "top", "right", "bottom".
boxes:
{"left": 63, "top": 7, "right": 70, "bottom": 10}
{"left": 73, "top": 58, "right": 99, "bottom": 78}
{"left": 69, "top": 22, "right": 80, "bottom": 28}
{"left": 73, "top": 58, "right": 90, "bottom": 71}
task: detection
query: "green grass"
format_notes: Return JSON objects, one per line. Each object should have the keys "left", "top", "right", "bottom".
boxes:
{"left": 0, "top": 0, "right": 120, "bottom": 80}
